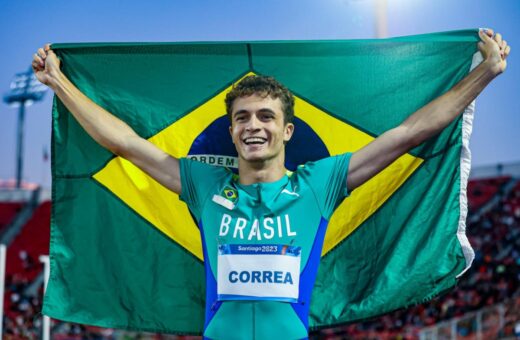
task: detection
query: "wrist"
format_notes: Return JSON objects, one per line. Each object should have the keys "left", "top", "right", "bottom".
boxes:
{"left": 47, "top": 70, "right": 66, "bottom": 91}
{"left": 482, "top": 58, "right": 503, "bottom": 77}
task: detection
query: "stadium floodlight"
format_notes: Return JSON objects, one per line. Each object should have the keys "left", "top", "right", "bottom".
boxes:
{"left": 3, "top": 67, "right": 48, "bottom": 189}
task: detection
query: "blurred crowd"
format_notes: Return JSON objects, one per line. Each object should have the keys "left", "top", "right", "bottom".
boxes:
{"left": 2, "top": 179, "right": 519, "bottom": 339}
{"left": 3, "top": 258, "right": 43, "bottom": 339}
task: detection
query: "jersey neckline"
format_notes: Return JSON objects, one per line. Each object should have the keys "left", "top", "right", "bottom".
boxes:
{"left": 233, "top": 171, "right": 292, "bottom": 198}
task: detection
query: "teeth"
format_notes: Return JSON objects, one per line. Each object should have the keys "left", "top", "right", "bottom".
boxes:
{"left": 244, "top": 137, "right": 266, "bottom": 144}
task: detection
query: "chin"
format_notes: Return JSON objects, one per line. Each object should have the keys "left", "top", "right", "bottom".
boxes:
{"left": 242, "top": 155, "right": 267, "bottom": 163}
{"left": 240, "top": 150, "right": 270, "bottom": 163}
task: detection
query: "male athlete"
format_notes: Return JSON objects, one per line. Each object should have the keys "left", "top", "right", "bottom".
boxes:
{"left": 33, "top": 29, "right": 509, "bottom": 339}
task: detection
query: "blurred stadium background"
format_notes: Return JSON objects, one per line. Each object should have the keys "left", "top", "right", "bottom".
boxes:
{"left": 1, "top": 0, "right": 519, "bottom": 339}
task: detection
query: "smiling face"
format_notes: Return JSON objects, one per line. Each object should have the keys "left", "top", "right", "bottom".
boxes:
{"left": 229, "top": 93, "right": 294, "bottom": 164}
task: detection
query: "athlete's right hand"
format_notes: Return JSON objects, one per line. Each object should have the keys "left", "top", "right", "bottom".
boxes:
{"left": 32, "top": 43, "right": 61, "bottom": 87}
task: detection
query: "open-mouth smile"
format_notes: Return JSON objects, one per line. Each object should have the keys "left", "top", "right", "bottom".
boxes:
{"left": 243, "top": 137, "right": 268, "bottom": 145}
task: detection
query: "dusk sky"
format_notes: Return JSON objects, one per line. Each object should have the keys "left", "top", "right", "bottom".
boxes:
{"left": 1, "top": 0, "right": 518, "bottom": 188}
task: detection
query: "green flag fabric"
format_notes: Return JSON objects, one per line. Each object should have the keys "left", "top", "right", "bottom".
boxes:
{"left": 44, "top": 30, "right": 480, "bottom": 334}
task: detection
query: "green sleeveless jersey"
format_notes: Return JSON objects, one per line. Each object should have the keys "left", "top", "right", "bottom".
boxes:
{"left": 179, "top": 153, "right": 352, "bottom": 340}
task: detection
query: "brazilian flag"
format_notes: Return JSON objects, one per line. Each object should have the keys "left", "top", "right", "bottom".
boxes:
{"left": 44, "top": 30, "right": 480, "bottom": 333}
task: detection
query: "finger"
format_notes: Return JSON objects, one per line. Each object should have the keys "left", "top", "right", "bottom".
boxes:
{"left": 44, "top": 43, "right": 51, "bottom": 51}
{"left": 501, "top": 40, "right": 507, "bottom": 58}
{"left": 478, "top": 41, "right": 485, "bottom": 53}
{"left": 32, "top": 61, "right": 43, "bottom": 73}
{"left": 504, "top": 45, "right": 511, "bottom": 58}
{"left": 484, "top": 28, "right": 494, "bottom": 37}
{"left": 32, "top": 59, "right": 43, "bottom": 72}
{"left": 495, "top": 33, "right": 503, "bottom": 46}
{"left": 37, "top": 47, "right": 47, "bottom": 59}
{"left": 479, "top": 29, "right": 492, "bottom": 43}
{"left": 33, "top": 53, "right": 44, "bottom": 67}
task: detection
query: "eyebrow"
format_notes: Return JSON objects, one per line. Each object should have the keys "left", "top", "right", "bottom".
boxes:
{"left": 258, "top": 108, "right": 276, "bottom": 115}
{"left": 233, "top": 108, "right": 277, "bottom": 117}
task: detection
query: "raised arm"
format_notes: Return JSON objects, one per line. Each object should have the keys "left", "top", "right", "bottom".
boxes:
{"left": 347, "top": 29, "right": 511, "bottom": 192}
{"left": 33, "top": 44, "right": 182, "bottom": 194}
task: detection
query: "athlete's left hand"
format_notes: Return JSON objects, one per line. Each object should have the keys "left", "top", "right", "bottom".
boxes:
{"left": 478, "top": 29, "right": 511, "bottom": 76}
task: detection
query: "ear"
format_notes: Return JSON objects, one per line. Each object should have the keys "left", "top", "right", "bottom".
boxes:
{"left": 284, "top": 123, "right": 295, "bottom": 143}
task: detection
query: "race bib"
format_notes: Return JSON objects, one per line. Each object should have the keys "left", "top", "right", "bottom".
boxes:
{"left": 217, "top": 244, "right": 301, "bottom": 302}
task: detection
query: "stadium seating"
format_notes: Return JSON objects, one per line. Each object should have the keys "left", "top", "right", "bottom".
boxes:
{"left": 5, "top": 201, "right": 50, "bottom": 281}
{"left": 0, "top": 202, "right": 23, "bottom": 231}
{"left": 467, "top": 176, "right": 511, "bottom": 211}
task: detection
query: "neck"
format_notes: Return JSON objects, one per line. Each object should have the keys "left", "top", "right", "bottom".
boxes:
{"left": 238, "top": 156, "right": 287, "bottom": 185}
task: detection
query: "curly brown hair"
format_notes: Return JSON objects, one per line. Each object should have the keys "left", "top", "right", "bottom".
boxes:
{"left": 225, "top": 75, "right": 295, "bottom": 124}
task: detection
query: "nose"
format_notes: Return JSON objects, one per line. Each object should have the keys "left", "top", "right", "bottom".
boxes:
{"left": 245, "top": 115, "right": 261, "bottom": 132}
